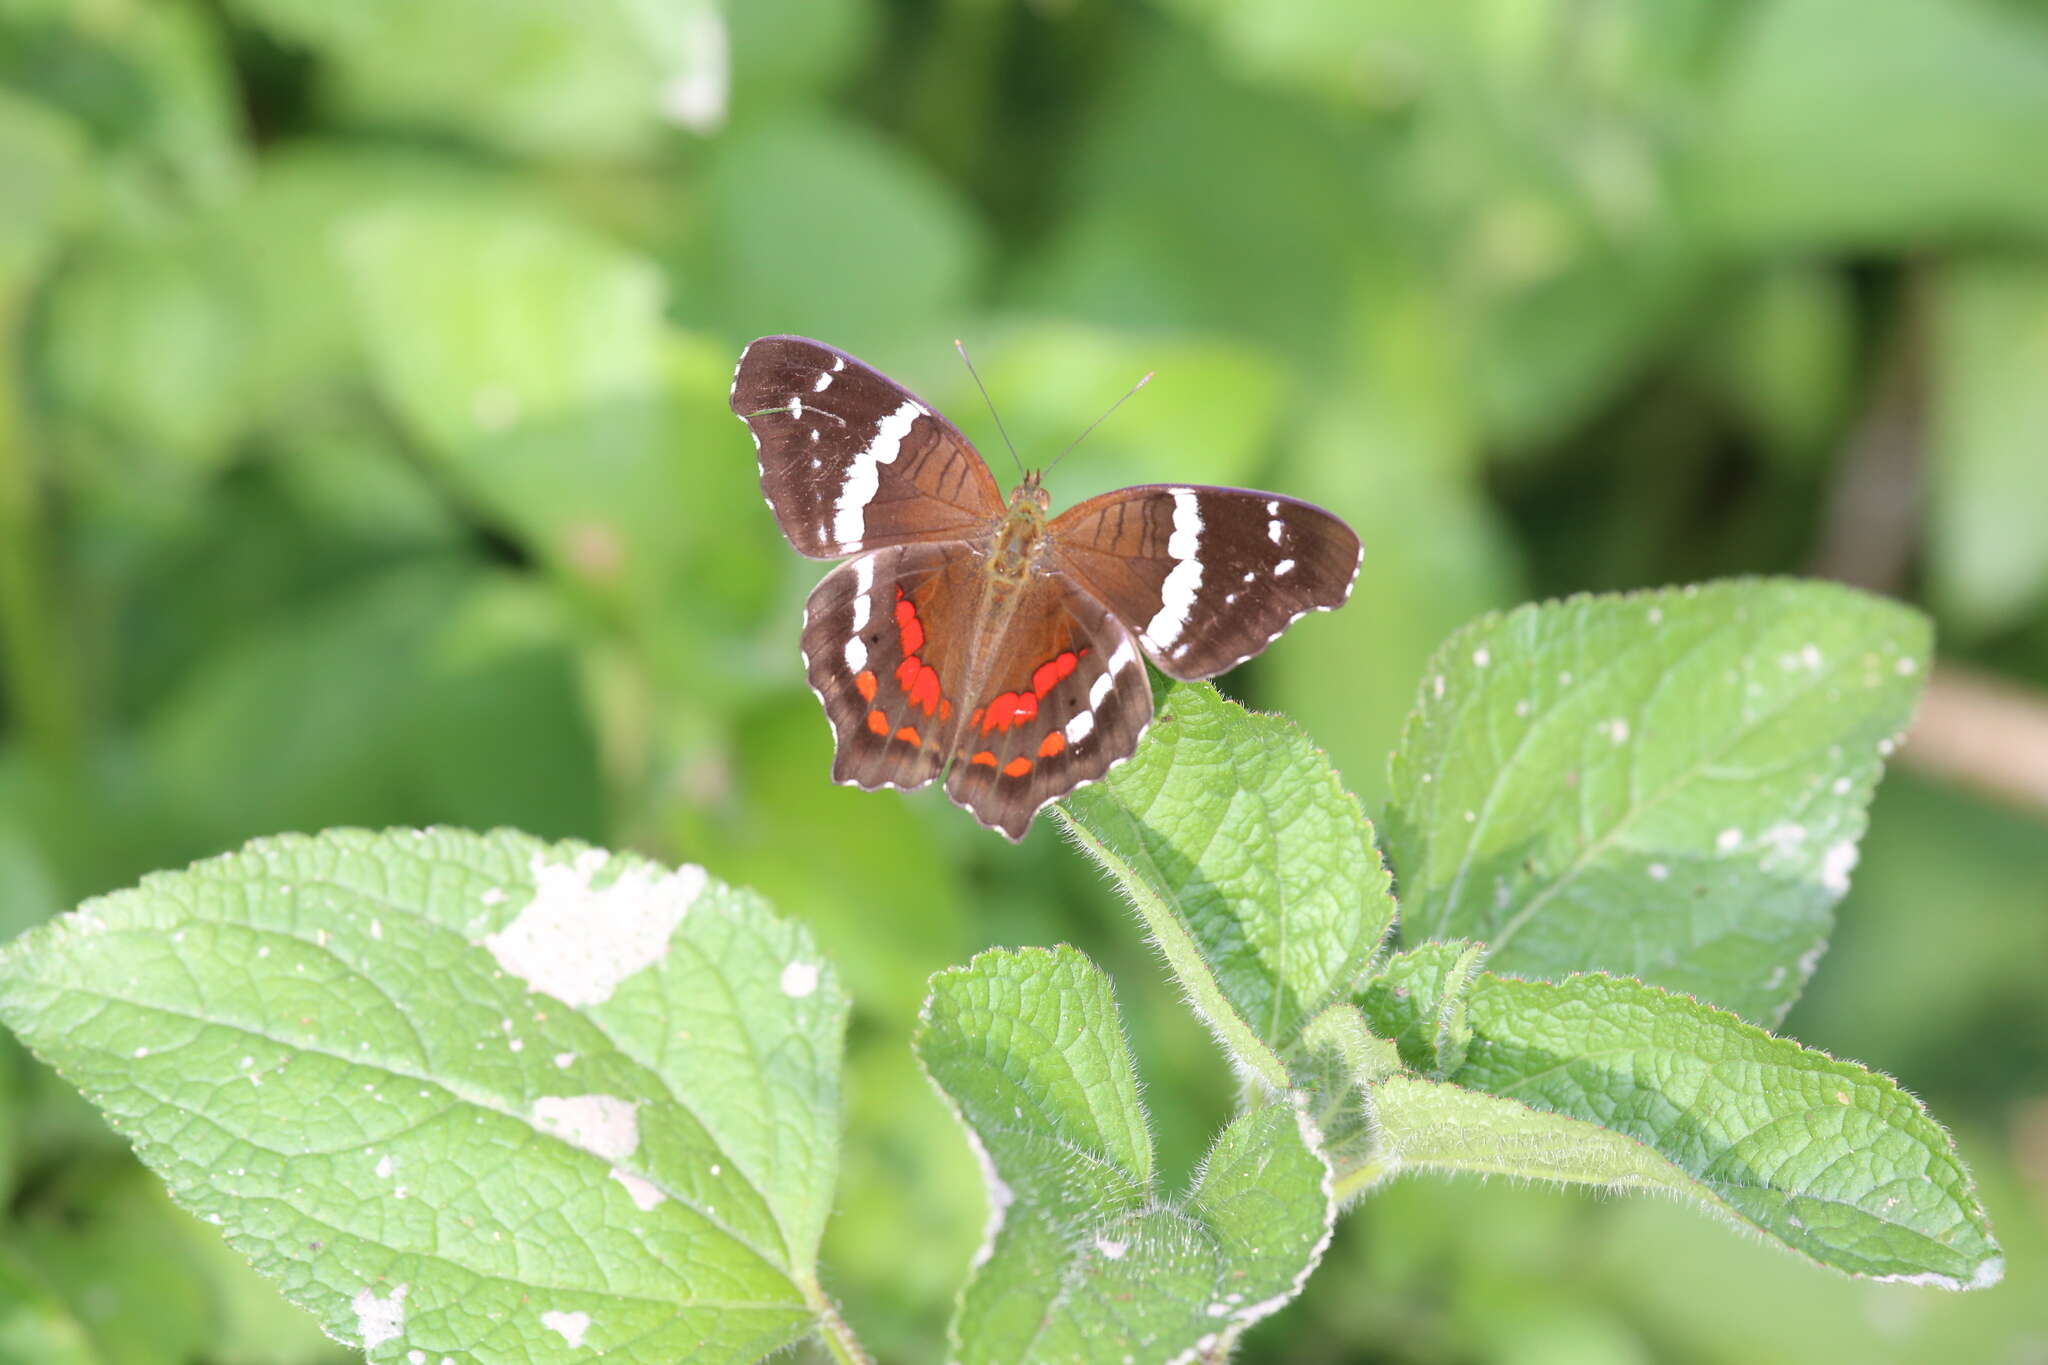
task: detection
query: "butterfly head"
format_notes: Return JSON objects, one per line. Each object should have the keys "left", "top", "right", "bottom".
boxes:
{"left": 1007, "top": 468, "right": 1052, "bottom": 518}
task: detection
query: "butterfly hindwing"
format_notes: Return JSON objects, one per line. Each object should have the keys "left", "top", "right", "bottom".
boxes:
{"left": 1047, "top": 484, "right": 1361, "bottom": 681}
{"left": 744, "top": 335, "right": 1365, "bottom": 840}
{"left": 802, "top": 542, "right": 981, "bottom": 793}
{"left": 944, "top": 574, "right": 1154, "bottom": 840}
{"left": 732, "top": 336, "right": 1005, "bottom": 559}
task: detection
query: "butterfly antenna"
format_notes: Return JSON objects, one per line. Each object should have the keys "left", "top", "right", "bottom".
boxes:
{"left": 1042, "top": 370, "right": 1153, "bottom": 479}
{"left": 955, "top": 339, "right": 1026, "bottom": 478}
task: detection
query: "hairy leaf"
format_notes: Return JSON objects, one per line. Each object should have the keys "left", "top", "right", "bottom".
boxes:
{"left": 1387, "top": 579, "right": 1929, "bottom": 1022}
{"left": 917, "top": 947, "right": 1334, "bottom": 1365}
{"left": 1368, "top": 973, "right": 2001, "bottom": 1288}
{"left": 0, "top": 829, "right": 847, "bottom": 1363}
{"left": 1355, "top": 940, "right": 1485, "bottom": 1078}
{"left": 1060, "top": 683, "right": 1395, "bottom": 1086}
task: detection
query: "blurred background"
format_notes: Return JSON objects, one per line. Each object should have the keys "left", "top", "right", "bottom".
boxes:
{"left": 2, "top": 0, "right": 2046, "bottom": 1361}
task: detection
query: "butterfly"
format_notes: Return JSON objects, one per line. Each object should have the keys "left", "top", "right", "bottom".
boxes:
{"left": 731, "top": 335, "right": 1361, "bottom": 840}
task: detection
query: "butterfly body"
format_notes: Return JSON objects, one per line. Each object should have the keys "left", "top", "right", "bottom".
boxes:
{"left": 733, "top": 336, "right": 1360, "bottom": 839}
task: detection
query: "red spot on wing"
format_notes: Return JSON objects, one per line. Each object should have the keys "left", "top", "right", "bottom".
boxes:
{"left": 866, "top": 709, "right": 890, "bottom": 736}
{"left": 1002, "top": 757, "right": 1033, "bottom": 778}
{"left": 908, "top": 666, "right": 941, "bottom": 715}
{"left": 1031, "top": 651, "right": 1080, "bottom": 698}
{"left": 970, "top": 750, "right": 998, "bottom": 767}
{"left": 855, "top": 670, "right": 878, "bottom": 702}
{"left": 894, "top": 589, "right": 926, "bottom": 656}
{"left": 981, "top": 691, "right": 1038, "bottom": 733}
{"left": 895, "top": 726, "right": 922, "bottom": 746}
{"left": 1038, "top": 731, "right": 1066, "bottom": 758}
{"left": 885, "top": 590, "right": 947, "bottom": 717}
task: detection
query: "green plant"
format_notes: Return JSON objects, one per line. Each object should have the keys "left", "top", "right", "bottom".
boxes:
{"left": 0, "top": 578, "right": 1998, "bottom": 1364}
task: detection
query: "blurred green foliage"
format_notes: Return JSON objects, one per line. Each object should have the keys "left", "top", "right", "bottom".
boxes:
{"left": 1, "top": 0, "right": 2044, "bottom": 1360}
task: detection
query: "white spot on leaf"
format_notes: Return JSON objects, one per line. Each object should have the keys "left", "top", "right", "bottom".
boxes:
{"left": 1821, "top": 841, "right": 1858, "bottom": 894}
{"left": 532, "top": 1094, "right": 640, "bottom": 1163}
{"left": 780, "top": 961, "right": 819, "bottom": 998}
{"left": 1716, "top": 828, "right": 1743, "bottom": 853}
{"left": 541, "top": 1310, "right": 592, "bottom": 1349}
{"left": 484, "top": 850, "right": 704, "bottom": 1007}
{"left": 609, "top": 1168, "right": 666, "bottom": 1211}
{"left": 352, "top": 1285, "right": 407, "bottom": 1349}
{"left": 963, "top": 1127, "right": 1013, "bottom": 1271}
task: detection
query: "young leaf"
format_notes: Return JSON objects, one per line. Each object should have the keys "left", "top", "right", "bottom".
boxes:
{"left": 1366, "top": 973, "right": 2001, "bottom": 1288}
{"left": 917, "top": 946, "right": 1334, "bottom": 1365}
{"left": 1294, "top": 1002, "right": 1397, "bottom": 1168}
{"left": 1387, "top": 579, "right": 1930, "bottom": 1023}
{"left": 1059, "top": 682, "right": 1395, "bottom": 1088}
{"left": 1354, "top": 940, "right": 1485, "bottom": 1078}
{"left": 0, "top": 829, "right": 849, "bottom": 1364}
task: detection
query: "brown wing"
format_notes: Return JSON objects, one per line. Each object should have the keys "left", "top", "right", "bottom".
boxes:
{"left": 801, "top": 543, "right": 984, "bottom": 792}
{"left": 732, "top": 336, "right": 1004, "bottom": 559}
{"left": 1046, "top": 484, "right": 1360, "bottom": 681}
{"left": 943, "top": 573, "right": 1154, "bottom": 841}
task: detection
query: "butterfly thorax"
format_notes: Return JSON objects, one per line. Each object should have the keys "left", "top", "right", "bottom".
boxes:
{"left": 986, "top": 473, "right": 1053, "bottom": 590}
{"left": 733, "top": 334, "right": 1361, "bottom": 841}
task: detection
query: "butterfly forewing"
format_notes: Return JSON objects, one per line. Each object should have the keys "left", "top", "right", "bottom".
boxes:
{"left": 732, "top": 335, "right": 1005, "bottom": 559}
{"left": 743, "top": 336, "right": 1363, "bottom": 840}
{"left": 1047, "top": 485, "right": 1362, "bottom": 681}
{"left": 943, "top": 574, "right": 1154, "bottom": 840}
{"left": 801, "top": 543, "right": 981, "bottom": 792}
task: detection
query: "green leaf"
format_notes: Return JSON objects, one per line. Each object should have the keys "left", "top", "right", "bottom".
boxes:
{"left": 1294, "top": 1002, "right": 1396, "bottom": 1166}
{"left": 140, "top": 564, "right": 603, "bottom": 846}
{"left": 1386, "top": 579, "right": 1930, "bottom": 1023}
{"left": 1692, "top": 0, "right": 2048, "bottom": 249}
{"left": 334, "top": 201, "right": 725, "bottom": 619}
{"left": 41, "top": 232, "right": 257, "bottom": 469}
{"left": 0, "top": 87, "right": 88, "bottom": 285}
{"left": 337, "top": 199, "right": 663, "bottom": 462}
{"left": 231, "top": 0, "right": 729, "bottom": 155}
{"left": 693, "top": 113, "right": 984, "bottom": 354}
{"left": 1928, "top": 256, "right": 2048, "bottom": 636}
{"left": 0, "top": 1239, "right": 99, "bottom": 1365}
{"left": 0, "top": 829, "right": 848, "bottom": 1363}
{"left": 916, "top": 947, "right": 1334, "bottom": 1365}
{"left": 1355, "top": 939, "right": 1484, "bottom": 1078}
{"left": 1059, "top": 682, "right": 1395, "bottom": 1088}
{"left": 1368, "top": 972, "right": 2001, "bottom": 1289}
{"left": 8, "top": 1158, "right": 238, "bottom": 1365}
